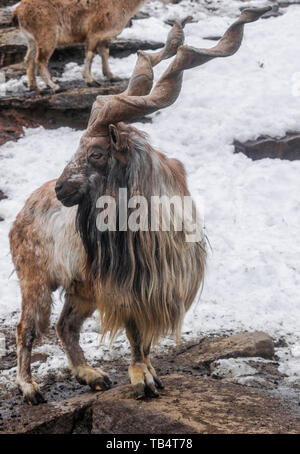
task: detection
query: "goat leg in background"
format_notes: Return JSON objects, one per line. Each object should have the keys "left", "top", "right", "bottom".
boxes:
{"left": 87, "top": 7, "right": 272, "bottom": 136}
{"left": 87, "top": 17, "right": 188, "bottom": 132}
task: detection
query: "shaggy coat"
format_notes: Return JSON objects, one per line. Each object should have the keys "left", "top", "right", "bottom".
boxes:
{"left": 10, "top": 124, "right": 206, "bottom": 403}
{"left": 9, "top": 7, "right": 269, "bottom": 404}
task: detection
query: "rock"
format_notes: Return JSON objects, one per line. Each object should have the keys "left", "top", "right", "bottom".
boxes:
{"left": 0, "top": 80, "right": 153, "bottom": 143}
{"left": 203, "top": 36, "right": 222, "bottom": 41}
{"left": 211, "top": 358, "right": 258, "bottom": 379}
{"left": 276, "top": 1, "right": 300, "bottom": 6}
{"left": 1, "top": 374, "right": 300, "bottom": 434}
{"left": 0, "top": 190, "right": 7, "bottom": 201}
{"left": 0, "top": 27, "right": 25, "bottom": 67}
{"left": 0, "top": 111, "right": 40, "bottom": 146}
{"left": 109, "top": 38, "right": 164, "bottom": 59}
{"left": 0, "top": 26, "right": 164, "bottom": 68}
{"left": 1, "top": 330, "right": 299, "bottom": 434}
{"left": 132, "top": 11, "right": 150, "bottom": 21}
{"left": 0, "top": 392, "right": 98, "bottom": 434}
{"left": 1, "top": 1, "right": 19, "bottom": 6}
{"left": 234, "top": 134, "right": 300, "bottom": 161}
{"left": 0, "top": 61, "right": 25, "bottom": 81}
{"left": 0, "top": 81, "right": 128, "bottom": 143}
{"left": 175, "top": 332, "right": 275, "bottom": 371}
{"left": 31, "top": 353, "right": 48, "bottom": 364}
{"left": 0, "top": 6, "right": 13, "bottom": 29}
{"left": 210, "top": 357, "right": 284, "bottom": 389}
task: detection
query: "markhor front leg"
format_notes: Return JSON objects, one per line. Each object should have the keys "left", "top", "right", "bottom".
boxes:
{"left": 75, "top": 365, "right": 111, "bottom": 391}
{"left": 97, "top": 43, "right": 121, "bottom": 82}
{"left": 56, "top": 291, "right": 111, "bottom": 392}
{"left": 16, "top": 285, "right": 52, "bottom": 405}
{"left": 126, "top": 321, "right": 161, "bottom": 399}
{"left": 144, "top": 341, "right": 164, "bottom": 391}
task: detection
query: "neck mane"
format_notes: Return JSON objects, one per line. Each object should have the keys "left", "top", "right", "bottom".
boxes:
{"left": 75, "top": 129, "right": 204, "bottom": 344}
{"left": 77, "top": 130, "right": 185, "bottom": 279}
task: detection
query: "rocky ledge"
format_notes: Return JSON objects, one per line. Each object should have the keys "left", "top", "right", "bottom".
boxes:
{"left": 1, "top": 331, "right": 300, "bottom": 434}
{"left": 234, "top": 134, "right": 300, "bottom": 161}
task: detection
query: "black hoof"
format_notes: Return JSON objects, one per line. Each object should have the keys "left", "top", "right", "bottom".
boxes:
{"left": 154, "top": 377, "right": 164, "bottom": 389}
{"left": 109, "top": 76, "right": 122, "bottom": 83}
{"left": 135, "top": 391, "right": 145, "bottom": 400}
{"left": 28, "top": 88, "right": 40, "bottom": 96}
{"left": 76, "top": 376, "right": 87, "bottom": 386}
{"left": 87, "top": 80, "right": 101, "bottom": 87}
{"left": 90, "top": 375, "right": 112, "bottom": 392}
{"left": 52, "top": 87, "right": 64, "bottom": 94}
{"left": 145, "top": 386, "right": 159, "bottom": 398}
{"left": 24, "top": 391, "right": 47, "bottom": 406}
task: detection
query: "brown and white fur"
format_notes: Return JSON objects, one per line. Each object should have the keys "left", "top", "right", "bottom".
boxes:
{"left": 12, "top": 0, "right": 147, "bottom": 92}
{"left": 9, "top": 8, "right": 270, "bottom": 404}
{"left": 10, "top": 125, "right": 205, "bottom": 403}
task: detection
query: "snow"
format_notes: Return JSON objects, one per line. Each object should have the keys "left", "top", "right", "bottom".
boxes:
{"left": 211, "top": 358, "right": 259, "bottom": 380}
{"left": 1, "top": 1, "right": 300, "bottom": 390}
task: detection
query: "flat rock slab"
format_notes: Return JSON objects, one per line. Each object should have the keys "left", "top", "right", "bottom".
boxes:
{"left": 0, "top": 6, "right": 13, "bottom": 29}
{"left": 1, "top": 1, "right": 18, "bottom": 6}
{"left": 174, "top": 332, "right": 274, "bottom": 371}
{"left": 277, "top": 1, "right": 300, "bottom": 5}
{"left": 0, "top": 81, "right": 128, "bottom": 145}
{"left": 0, "top": 26, "right": 164, "bottom": 67}
{"left": 0, "top": 110, "right": 40, "bottom": 146}
{"left": 0, "top": 190, "right": 7, "bottom": 201}
{"left": 1, "top": 331, "right": 299, "bottom": 434}
{"left": 1, "top": 374, "right": 300, "bottom": 434}
{"left": 234, "top": 134, "right": 300, "bottom": 161}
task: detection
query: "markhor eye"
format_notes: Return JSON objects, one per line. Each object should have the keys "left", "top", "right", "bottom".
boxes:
{"left": 91, "top": 149, "right": 103, "bottom": 159}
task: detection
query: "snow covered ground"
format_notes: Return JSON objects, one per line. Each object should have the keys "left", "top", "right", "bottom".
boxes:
{"left": 1, "top": 1, "right": 300, "bottom": 391}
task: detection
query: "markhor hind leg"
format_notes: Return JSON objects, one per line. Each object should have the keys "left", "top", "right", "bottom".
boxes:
{"left": 36, "top": 40, "right": 60, "bottom": 92}
{"left": 56, "top": 291, "right": 111, "bottom": 392}
{"left": 23, "top": 32, "right": 38, "bottom": 92}
{"left": 83, "top": 50, "right": 98, "bottom": 85}
{"left": 126, "top": 320, "right": 160, "bottom": 399}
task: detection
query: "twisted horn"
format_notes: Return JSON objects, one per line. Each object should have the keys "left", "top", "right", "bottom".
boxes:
{"left": 124, "top": 18, "right": 187, "bottom": 97}
{"left": 87, "top": 6, "right": 271, "bottom": 136}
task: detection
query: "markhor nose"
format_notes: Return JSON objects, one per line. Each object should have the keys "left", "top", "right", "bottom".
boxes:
{"left": 55, "top": 181, "right": 64, "bottom": 193}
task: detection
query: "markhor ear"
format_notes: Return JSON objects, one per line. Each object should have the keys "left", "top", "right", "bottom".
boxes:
{"left": 108, "top": 124, "right": 131, "bottom": 164}
{"left": 109, "top": 124, "right": 120, "bottom": 148}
